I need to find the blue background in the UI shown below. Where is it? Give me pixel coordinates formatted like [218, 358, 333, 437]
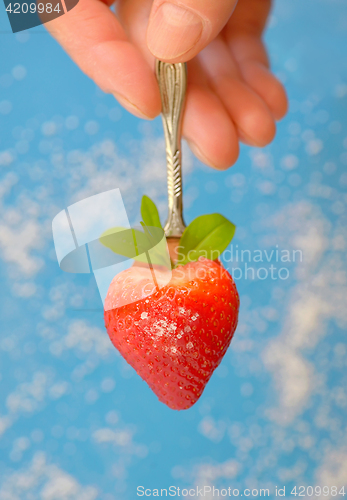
[0, 1, 346, 498]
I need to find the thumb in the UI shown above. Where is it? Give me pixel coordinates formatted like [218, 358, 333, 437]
[146, 0, 237, 62]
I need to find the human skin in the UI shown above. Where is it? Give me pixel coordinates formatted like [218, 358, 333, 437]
[45, 0, 288, 170]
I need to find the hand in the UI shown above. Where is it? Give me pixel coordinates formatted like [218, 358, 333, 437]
[46, 0, 288, 169]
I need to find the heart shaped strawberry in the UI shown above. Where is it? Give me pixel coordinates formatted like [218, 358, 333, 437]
[101, 196, 239, 410]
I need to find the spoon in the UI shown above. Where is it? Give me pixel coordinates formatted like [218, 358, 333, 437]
[155, 60, 187, 247]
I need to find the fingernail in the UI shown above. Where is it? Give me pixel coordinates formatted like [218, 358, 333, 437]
[187, 140, 217, 169]
[147, 2, 203, 60]
[113, 93, 153, 120]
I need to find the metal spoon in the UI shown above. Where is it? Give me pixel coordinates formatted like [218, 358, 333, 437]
[155, 60, 187, 239]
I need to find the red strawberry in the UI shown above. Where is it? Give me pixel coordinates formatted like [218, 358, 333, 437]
[104, 258, 239, 410]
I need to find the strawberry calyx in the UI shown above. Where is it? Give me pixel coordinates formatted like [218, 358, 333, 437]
[141, 195, 236, 268]
[99, 195, 236, 269]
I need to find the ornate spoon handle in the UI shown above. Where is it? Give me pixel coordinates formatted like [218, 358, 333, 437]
[156, 60, 187, 238]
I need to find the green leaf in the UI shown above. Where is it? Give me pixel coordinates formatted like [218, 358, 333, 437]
[178, 213, 236, 265]
[99, 225, 170, 269]
[141, 195, 162, 229]
[99, 227, 151, 259]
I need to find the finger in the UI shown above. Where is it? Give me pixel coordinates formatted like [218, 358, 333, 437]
[217, 77, 276, 146]
[225, 0, 272, 39]
[225, 0, 288, 120]
[199, 38, 276, 147]
[45, 0, 161, 119]
[117, 0, 155, 66]
[146, 0, 238, 62]
[240, 61, 288, 120]
[183, 59, 239, 169]
[228, 35, 288, 121]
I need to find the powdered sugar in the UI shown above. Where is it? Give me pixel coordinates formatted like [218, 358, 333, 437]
[144, 319, 178, 339]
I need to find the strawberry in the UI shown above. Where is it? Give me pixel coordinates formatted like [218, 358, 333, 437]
[104, 258, 239, 410]
[101, 196, 239, 410]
